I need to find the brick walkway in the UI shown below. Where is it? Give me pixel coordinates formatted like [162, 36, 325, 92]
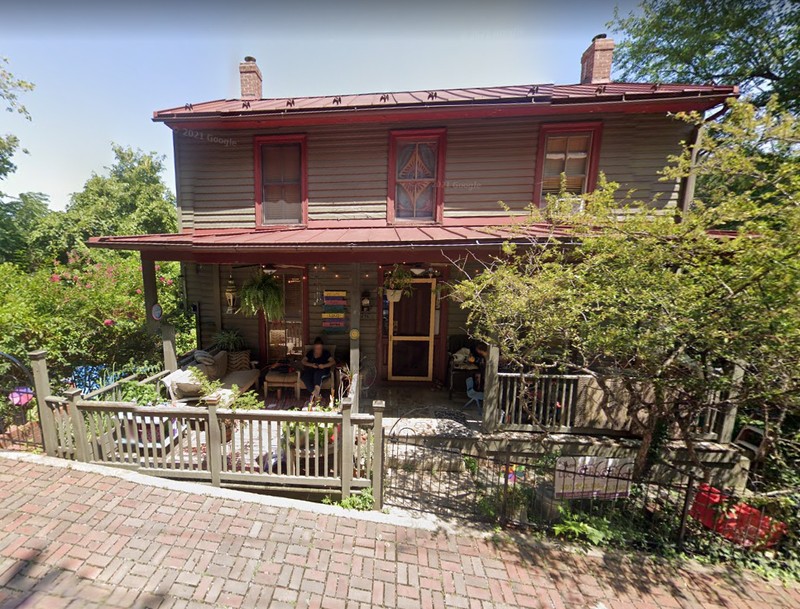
[0, 454, 798, 609]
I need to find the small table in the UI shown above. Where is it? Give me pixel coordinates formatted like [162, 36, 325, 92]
[448, 361, 479, 399]
[263, 368, 302, 399]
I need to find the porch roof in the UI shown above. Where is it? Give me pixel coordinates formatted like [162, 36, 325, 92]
[87, 218, 571, 260]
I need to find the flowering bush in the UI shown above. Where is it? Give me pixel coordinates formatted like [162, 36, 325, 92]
[0, 251, 195, 384]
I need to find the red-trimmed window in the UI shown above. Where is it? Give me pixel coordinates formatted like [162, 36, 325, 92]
[254, 135, 307, 226]
[388, 129, 445, 223]
[534, 122, 602, 206]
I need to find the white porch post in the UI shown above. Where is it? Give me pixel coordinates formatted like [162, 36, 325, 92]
[162, 325, 179, 372]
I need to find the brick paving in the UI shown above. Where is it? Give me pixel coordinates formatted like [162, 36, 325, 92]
[0, 454, 798, 609]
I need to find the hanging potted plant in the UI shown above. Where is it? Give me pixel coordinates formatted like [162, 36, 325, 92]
[381, 264, 414, 303]
[238, 272, 284, 320]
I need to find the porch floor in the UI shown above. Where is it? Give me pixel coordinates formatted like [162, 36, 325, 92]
[261, 380, 482, 438]
[365, 382, 482, 436]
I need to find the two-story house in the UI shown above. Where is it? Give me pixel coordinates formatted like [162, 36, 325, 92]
[90, 36, 737, 388]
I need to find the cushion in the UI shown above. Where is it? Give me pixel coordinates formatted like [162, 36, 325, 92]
[174, 381, 203, 399]
[167, 369, 203, 399]
[194, 352, 215, 366]
[221, 368, 260, 392]
[213, 351, 229, 376]
[196, 362, 219, 381]
[227, 350, 251, 372]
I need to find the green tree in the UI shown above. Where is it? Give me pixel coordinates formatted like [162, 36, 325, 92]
[0, 192, 49, 265]
[0, 143, 193, 381]
[452, 100, 800, 479]
[610, 0, 800, 110]
[0, 56, 34, 182]
[29, 145, 177, 265]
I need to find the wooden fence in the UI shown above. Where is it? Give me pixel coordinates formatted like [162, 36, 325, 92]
[494, 372, 587, 431]
[29, 351, 384, 507]
[482, 347, 734, 442]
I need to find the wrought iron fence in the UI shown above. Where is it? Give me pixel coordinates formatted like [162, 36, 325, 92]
[0, 352, 42, 450]
[383, 432, 798, 565]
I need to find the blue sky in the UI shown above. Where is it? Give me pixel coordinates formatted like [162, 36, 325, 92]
[2, 0, 638, 210]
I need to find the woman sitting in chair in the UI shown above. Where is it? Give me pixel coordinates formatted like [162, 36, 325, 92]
[301, 337, 335, 407]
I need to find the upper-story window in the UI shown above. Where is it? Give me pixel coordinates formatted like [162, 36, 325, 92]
[255, 135, 307, 226]
[388, 129, 445, 223]
[535, 122, 602, 206]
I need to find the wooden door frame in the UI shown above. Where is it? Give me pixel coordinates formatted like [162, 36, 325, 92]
[387, 278, 437, 381]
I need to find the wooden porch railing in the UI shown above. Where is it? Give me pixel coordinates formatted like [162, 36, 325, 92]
[480, 346, 736, 442]
[494, 372, 587, 432]
[29, 351, 385, 508]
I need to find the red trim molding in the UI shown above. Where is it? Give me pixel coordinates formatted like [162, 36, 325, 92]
[387, 128, 446, 224]
[253, 134, 309, 227]
[533, 121, 603, 207]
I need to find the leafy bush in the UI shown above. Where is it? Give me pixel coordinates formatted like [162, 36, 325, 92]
[323, 487, 374, 511]
[553, 512, 612, 546]
[119, 380, 162, 405]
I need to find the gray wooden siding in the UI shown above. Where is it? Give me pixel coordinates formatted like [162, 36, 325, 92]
[443, 121, 537, 217]
[184, 263, 218, 349]
[446, 262, 478, 338]
[174, 114, 690, 231]
[600, 115, 692, 209]
[307, 130, 388, 220]
[308, 263, 379, 367]
[176, 131, 255, 230]
[185, 263, 260, 356]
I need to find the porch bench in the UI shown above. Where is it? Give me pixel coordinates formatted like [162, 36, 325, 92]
[162, 350, 259, 403]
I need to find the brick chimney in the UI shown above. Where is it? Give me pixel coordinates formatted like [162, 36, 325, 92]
[239, 56, 262, 99]
[580, 34, 615, 84]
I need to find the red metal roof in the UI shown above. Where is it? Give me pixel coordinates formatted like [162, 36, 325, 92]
[153, 82, 737, 122]
[88, 220, 569, 255]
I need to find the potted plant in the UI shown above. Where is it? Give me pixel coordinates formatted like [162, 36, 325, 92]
[212, 328, 247, 352]
[382, 264, 415, 302]
[238, 273, 284, 320]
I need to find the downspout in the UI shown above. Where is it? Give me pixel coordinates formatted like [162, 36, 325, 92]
[676, 104, 731, 221]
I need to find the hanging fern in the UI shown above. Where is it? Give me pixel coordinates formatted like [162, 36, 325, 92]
[238, 273, 284, 321]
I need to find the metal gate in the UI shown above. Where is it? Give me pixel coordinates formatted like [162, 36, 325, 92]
[381, 412, 559, 525]
[0, 352, 43, 451]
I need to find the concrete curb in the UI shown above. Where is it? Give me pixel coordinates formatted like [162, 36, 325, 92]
[0, 451, 447, 532]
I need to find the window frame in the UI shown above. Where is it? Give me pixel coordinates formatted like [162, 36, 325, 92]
[387, 128, 446, 224]
[254, 134, 308, 227]
[533, 121, 603, 207]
